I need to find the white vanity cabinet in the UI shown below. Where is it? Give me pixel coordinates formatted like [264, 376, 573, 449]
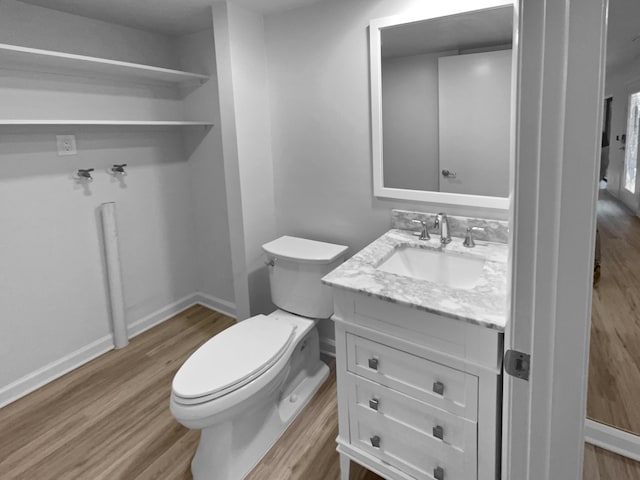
[332, 289, 503, 480]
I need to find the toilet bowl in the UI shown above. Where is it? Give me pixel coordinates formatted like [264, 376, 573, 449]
[170, 236, 348, 480]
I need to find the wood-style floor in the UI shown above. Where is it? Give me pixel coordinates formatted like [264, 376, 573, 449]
[584, 444, 640, 480]
[588, 191, 640, 435]
[0, 304, 638, 479]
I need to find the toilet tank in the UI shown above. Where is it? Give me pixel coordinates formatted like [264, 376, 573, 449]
[262, 236, 348, 319]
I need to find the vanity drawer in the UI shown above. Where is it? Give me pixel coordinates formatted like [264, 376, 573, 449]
[346, 334, 478, 420]
[346, 372, 477, 455]
[349, 404, 476, 480]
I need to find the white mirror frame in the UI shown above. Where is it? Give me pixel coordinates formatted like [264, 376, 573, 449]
[370, 1, 516, 211]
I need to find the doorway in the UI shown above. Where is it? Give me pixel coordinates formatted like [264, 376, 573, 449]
[585, 0, 640, 465]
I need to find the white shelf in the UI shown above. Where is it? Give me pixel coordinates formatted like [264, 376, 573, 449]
[0, 120, 213, 126]
[0, 43, 210, 85]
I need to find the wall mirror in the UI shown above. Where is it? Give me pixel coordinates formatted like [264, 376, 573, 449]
[370, 2, 516, 210]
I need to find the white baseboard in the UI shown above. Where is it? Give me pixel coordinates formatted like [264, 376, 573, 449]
[127, 293, 200, 339]
[585, 419, 640, 462]
[193, 292, 237, 319]
[320, 337, 336, 358]
[1, 292, 236, 409]
[0, 335, 114, 409]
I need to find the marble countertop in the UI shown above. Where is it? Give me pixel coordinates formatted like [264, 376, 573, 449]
[322, 229, 509, 331]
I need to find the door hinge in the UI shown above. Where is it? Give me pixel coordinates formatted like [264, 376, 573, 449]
[504, 350, 531, 381]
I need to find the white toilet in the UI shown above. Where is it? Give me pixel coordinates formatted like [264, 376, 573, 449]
[170, 235, 348, 480]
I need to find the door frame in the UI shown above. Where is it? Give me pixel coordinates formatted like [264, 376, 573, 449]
[504, 0, 608, 478]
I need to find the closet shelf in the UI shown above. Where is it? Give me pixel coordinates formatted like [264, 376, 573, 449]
[0, 43, 210, 85]
[0, 120, 214, 126]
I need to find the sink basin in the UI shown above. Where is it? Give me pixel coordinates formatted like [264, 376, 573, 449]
[376, 246, 485, 290]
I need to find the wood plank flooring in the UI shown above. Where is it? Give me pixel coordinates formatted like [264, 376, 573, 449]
[0, 303, 638, 479]
[588, 191, 640, 435]
[584, 444, 640, 480]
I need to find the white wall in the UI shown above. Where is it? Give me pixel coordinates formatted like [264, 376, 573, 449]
[264, 0, 511, 346]
[265, 0, 510, 262]
[381, 52, 442, 192]
[0, 129, 197, 391]
[213, 2, 277, 319]
[0, 2, 234, 404]
[179, 28, 236, 307]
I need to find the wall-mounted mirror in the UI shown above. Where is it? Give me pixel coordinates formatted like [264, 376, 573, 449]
[370, 2, 516, 210]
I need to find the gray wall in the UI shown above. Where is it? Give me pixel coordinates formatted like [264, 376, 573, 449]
[213, 2, 277, 319]
[0, 1, 234, 401]
[265, 0, 508, 258]
[180, 29, 236, 306]
[382, 52, 442, 192]
[264, 0, 509, 346]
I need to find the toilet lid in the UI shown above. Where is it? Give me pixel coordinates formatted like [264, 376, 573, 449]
[172, 315, 296, 402]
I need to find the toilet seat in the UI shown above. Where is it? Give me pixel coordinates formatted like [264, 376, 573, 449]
[172, 315, 296, 405]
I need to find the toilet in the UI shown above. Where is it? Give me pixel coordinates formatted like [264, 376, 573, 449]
[170, 235, 348, 480]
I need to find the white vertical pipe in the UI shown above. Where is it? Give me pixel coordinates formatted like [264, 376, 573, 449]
[101, 202, 128, 349]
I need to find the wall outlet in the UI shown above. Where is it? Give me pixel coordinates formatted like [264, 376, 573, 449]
[56, 135, 77, 156]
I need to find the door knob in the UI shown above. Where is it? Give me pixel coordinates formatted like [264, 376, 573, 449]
[370, 435, 381, 448]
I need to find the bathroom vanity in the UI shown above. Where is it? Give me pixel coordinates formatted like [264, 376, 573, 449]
[323, 217, 508, 480]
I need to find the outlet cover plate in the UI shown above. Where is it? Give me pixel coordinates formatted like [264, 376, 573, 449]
[56, 135, 77, 156]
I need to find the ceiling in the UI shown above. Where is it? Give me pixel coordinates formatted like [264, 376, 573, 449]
[606, 0, 640, 74]
[18, 0, 329, 36]
[381, 6, 513, 59]
[16, 0, 640, 74]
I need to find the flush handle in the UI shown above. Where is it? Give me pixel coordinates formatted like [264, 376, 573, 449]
[368, 357, 379, 371]
[434, 466, 445, 480]
[369, 398, 379, 411]
[370, 435, 381, 448]
[433, 425, 444, 440]
[433, 381, 445, 396]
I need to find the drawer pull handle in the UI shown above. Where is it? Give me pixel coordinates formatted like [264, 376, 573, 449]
[434, 466, 445, 480]
[433, 381, 445, 395]
[369, 398, 379, 411]
[433, 425, 444, 440]
[368, 357, 379, 370]
[370, 435, 381, 448]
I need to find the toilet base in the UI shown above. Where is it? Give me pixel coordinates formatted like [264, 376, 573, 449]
[191, 359, 329, 480]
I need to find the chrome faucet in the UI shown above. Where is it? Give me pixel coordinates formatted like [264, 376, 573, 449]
[434, 213, 451, 244]
[411, 219, 430, 240]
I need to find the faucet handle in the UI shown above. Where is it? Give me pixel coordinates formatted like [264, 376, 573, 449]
[77, 168, 94, 181]
[110, 164, 128, 175]
[463, 226, 486, 248]
[411, 219, 430, 240]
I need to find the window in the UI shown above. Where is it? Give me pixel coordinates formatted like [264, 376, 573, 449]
[623, 92, 640, 193]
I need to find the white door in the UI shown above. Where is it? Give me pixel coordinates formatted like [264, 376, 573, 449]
[438, 50, 512, 197]
[504, 0, 607, 479]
